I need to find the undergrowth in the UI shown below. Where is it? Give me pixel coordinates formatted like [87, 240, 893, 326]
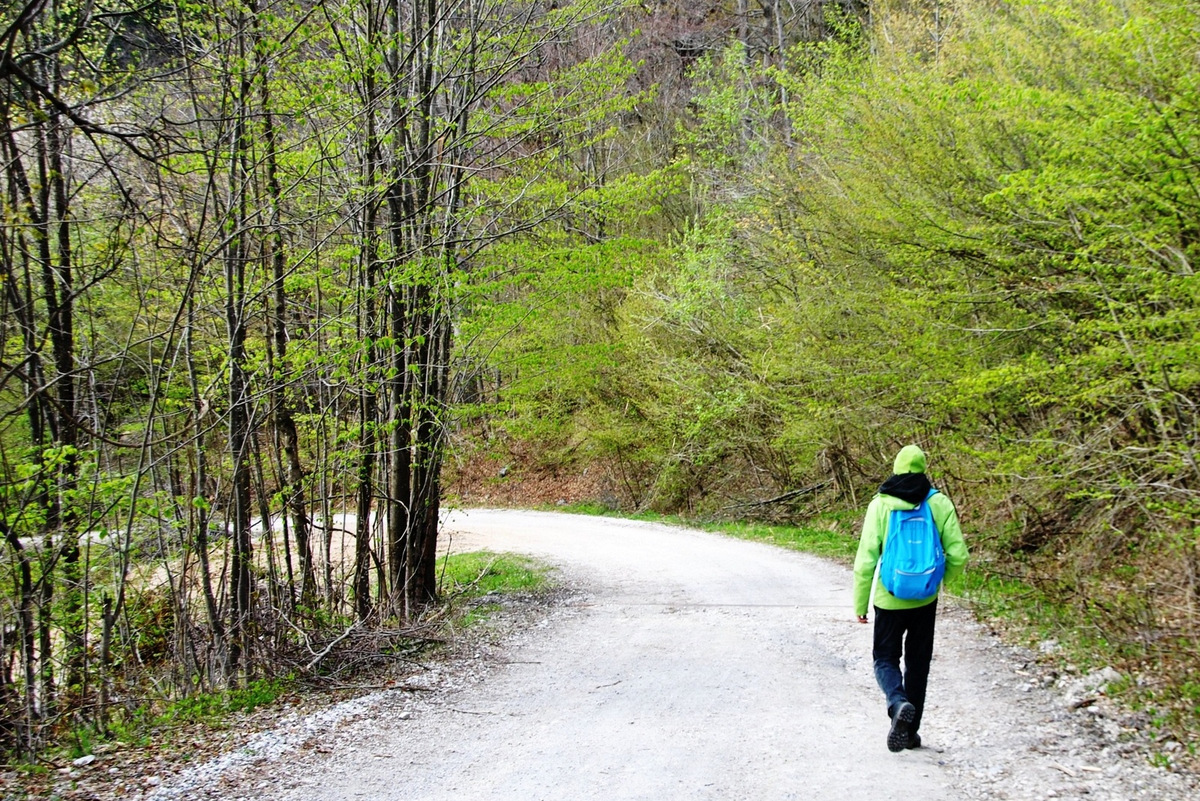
[5, 551, 550, 786]
[155, 677, 294, 725]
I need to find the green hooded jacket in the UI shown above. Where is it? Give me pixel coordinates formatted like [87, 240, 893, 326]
[853, 445, 968, 616]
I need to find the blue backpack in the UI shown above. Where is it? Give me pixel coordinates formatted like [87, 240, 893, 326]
[880, 489, 945, 600]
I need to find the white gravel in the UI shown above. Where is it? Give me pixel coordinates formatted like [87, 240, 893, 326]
[139, 510, 1196, 801]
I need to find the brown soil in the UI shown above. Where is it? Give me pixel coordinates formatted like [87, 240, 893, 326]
[442, 439, 619, 510]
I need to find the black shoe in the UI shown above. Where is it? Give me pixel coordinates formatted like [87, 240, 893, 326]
[905, 732, 922, 750]
[887, 702, 916, 752]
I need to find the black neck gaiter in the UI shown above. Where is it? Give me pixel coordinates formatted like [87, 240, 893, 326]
[878, 472, 932, 505]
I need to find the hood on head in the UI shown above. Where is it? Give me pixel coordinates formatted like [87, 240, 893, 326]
[893, 444, 927, 475]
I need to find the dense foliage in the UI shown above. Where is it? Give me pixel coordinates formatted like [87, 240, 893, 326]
[465, 0, 1200, 734]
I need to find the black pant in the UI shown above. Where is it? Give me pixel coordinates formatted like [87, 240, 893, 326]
[872, 600, 938, 733]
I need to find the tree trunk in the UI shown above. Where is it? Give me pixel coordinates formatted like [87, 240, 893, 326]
[257, 11, 315, 607]
[225, 6, 255, 679]
[354, 1, 385, 622]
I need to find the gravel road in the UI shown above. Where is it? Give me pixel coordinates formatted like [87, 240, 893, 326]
[145, 510, 1195, 801]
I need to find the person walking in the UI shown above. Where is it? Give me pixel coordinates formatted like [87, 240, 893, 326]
[853, 444, 968, 752]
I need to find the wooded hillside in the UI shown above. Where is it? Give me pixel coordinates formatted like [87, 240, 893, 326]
[2, 0, 1197, 759]
[457, 0, 1200, 742]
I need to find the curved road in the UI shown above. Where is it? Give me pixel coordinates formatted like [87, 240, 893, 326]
[435, 509, 929, 800]
[157, 510, 1192, 801]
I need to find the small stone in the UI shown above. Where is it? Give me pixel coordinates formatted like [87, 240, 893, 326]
[72, 754, 96, 767]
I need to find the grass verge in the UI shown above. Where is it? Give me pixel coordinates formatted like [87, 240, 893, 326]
[548, 501, 861, 561]
[436, 550, 553, 630]
[951, 563, 1200, 766]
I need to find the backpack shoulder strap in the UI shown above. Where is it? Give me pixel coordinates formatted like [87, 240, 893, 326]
[923, 488, 942, 538]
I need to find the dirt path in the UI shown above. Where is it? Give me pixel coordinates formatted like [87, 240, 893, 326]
[145, 510, 1193, 801]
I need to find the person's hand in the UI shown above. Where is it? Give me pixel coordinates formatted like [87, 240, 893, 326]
[856, 614, 869, 624]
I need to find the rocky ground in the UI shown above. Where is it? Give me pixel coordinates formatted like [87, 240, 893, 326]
[913, 606, 1193, 801]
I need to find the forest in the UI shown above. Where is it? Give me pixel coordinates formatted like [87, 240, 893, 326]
[1, 0, 1197, 761]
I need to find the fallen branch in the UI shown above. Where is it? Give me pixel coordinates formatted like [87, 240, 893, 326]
[726, 481, 832, 510]
[305, 622, 360, 672]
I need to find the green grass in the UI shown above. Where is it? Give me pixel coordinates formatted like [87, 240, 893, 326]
[693, 517, 860, 561]
[436, 551, 552, 630]
[548, 501, 668, 523]
[35, 675, 295, 774]
[437, 551, 550, 597]
[910, 557, 1200, 760]
[156, 676, 294, 725]
[551, 501, 861, 562]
